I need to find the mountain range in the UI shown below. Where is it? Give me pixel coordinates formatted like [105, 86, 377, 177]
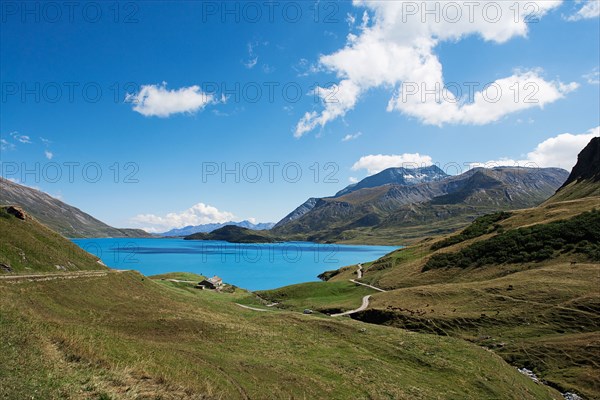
[272, 165, 569, 244]
[160, 221, 275, 237]
[334, 165, 449, 197]
[0, 177, 151, 238]
[306, 137, 600, 398]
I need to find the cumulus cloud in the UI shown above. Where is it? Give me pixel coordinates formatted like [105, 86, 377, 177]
[348, 176, 359, 183]
[352, 153, 433, 175]
[388, 70, 578, 125]
[125, 82, 217, 117]
[566, 0, 600, 21]
[295, 80, 361, 137]
[342, 132, 363, 141]
[295, 1, 574, 136]
[471, 126, 599, 170]
[44, 150, 54, 160]
[131, 202, 235, 233]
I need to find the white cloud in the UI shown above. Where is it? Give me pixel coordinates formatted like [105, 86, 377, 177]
[349, 176, 359, 183]
[471, 126, 599, 170]
[262, 64, 275, 74]
[10, 132, 32, 143]
[130, 202, 235, 233]
[244, 42, 259, 69]
[44, 150, 54, 160]
[352, 153, 433, 175]
[244, 57, 258, 69]
[583, 67, 600, 85]
[0, 139, 15, 151]
[388, 70, 578, 126]
[294, 58, 321, 77]
[346, 13, 356, 26]
[566, 0, 600, 21]
[296, 1, 573, 136]
[125, 82, 217, 117]
[342, 132, 363, 141]
[295, 80, 362, 137]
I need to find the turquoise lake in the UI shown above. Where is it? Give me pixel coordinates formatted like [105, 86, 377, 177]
[72, 238, 398, 291]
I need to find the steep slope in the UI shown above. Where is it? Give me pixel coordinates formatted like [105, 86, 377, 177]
[550, 136, 600, 202]
[0, 177, 150, 238]
[273, 167, 568, 244]
[273, 197, 319, 229]
[0, 206, 106, 273]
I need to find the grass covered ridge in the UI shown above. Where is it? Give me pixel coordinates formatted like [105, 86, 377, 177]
[313, 197, 600, 398]
[0, 206, 105, 274]
[0, 271, 559, 399]
[255, 280, 376, 314]
[424, 209, 600, 271]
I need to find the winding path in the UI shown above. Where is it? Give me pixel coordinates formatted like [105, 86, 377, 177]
[350, 279, 386, 292]
[0, 270, 118, 282]
[330, 295, 372, 317]
[351, 263, 386, 292]
[330, 263, 387, 317]
[235, 303, 272, 312]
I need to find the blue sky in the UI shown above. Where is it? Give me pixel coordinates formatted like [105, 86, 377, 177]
[1, 1, 599, 232]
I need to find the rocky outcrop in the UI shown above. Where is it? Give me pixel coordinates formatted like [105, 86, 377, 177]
[5, 205, 27, 220]
[560, 136, 600, 188]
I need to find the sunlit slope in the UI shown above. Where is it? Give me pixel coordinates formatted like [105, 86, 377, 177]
[0, 271, 559, 399]
[0, 206, 106, 273]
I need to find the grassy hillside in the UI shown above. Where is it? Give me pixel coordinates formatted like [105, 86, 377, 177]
[0, 271, 559, 399]
[0, 177, 151, 238]
[0, 206, 106, 274]
[149, 272, 206, 281]
[255, 280, 376, 314]
[423, 209, 599, 271]
[548, 179, 600, 203]
[359, 262, 600, 398]
[314, 196, 600, 398]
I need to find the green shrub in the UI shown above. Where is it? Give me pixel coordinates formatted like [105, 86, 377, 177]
[431, 211, 512, 250]
[424, 210, 600, 271]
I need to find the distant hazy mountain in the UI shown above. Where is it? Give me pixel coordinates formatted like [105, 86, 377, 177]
[0, 177, 151, 238]
[160, 220, 275, 237]
[273, 166, 569, 244]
